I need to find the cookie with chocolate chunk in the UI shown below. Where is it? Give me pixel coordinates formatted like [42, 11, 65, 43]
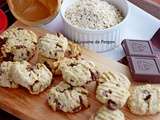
[37, 33, 68, 61]
[128, 84, 160, 115]
[0, 27, 37, 61]
[10, 61, 52, 94]
[90, 106, 125, 120]
[65, 41, 82, 58]
[37, 33, 68, 74]
[60, 58, 99, 87]
[96, 71, 130, 110]
[48, 81, 89, 113]
[0, 61, 18, 88]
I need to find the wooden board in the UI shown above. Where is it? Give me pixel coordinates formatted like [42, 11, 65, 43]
[0, 21, 160, 120]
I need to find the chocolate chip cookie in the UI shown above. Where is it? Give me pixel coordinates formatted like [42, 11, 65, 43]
[90, 106, 125, 120]
[10, 61, 52, 94]
[65, 41, 82, 58]
[48, 81, 89, 113]
[60, 58, 99, 87]
[37, 33, 68, 61]
[96, 71, 130, 110]
[0, 61, 18, 88]
[0, 27, 37, 61]
[128, 84, 160, 115]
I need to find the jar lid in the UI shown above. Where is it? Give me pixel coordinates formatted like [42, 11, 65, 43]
[0, 9, 8, 33]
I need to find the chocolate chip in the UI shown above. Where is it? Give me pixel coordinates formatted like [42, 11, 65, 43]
[44, 61, 52, 72]
[107, 99, 118, 110]
[89, 69, 99, 81]
[69, 63, 78, 67]
[30, 80, 39, 92]
[55, 52, 57, 57]
[56, 43, 62, 48]
[143, 90, 151, 101]
[70, 79, 74, 82]
[3, 53, 14, 61]
[56, 33, 61, 37]
[15, 45, 26, 49]
[49, 51, 52, 55]
[17, 28, 24, 30]
[116, 84, 120, 87]
[108, 90, 112, 94]
[144, 94, 151, 101]
[48, 96, 51, 100]
[27, 51, 30, 56]
[67, 86, 73, 91]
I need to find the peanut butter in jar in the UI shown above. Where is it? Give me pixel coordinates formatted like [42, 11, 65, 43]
[7, 0, 62, 26]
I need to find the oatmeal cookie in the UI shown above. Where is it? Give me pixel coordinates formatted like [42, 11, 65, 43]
[0, 61, 18, 88]
[128, 84, 160, 115]
[37, 33, 68, 60]
[0, 27, 37, 61]
[96, 71, 130, 110]
[48, 81, 89, 113]
[65, 41, 81, 58]
[90, 106, 125, 120]
[60, 58, 99, 86]
[10, 61, 52, 94]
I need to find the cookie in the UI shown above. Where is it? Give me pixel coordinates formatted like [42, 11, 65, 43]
[48, 81, 89, 113]
[37, 33, 68, 61]
[98, 71, 131, 90]
[37, 54, 66, 76]
[10, 61, 52, 94]
[96, 71, 130, 110]
[90, 106, 125, 120]
[60, 58, 99, 87]
[0, 61, 18, 88]
[128, 84, 160, 115]
[0, 27, 37, 61]
[65, 41, 81, 58]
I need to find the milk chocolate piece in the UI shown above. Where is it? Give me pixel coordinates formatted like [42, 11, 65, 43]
[122, 39, 156, 57]
[127, 56, 160, 83]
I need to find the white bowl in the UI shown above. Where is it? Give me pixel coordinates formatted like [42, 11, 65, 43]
[61, 0, 129, 52]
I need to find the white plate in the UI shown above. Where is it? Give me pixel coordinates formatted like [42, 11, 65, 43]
[42, 1, 160, 61]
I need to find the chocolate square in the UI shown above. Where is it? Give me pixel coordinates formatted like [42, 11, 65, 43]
[127, 56, 160, 83]
[122, 39, 155, 57]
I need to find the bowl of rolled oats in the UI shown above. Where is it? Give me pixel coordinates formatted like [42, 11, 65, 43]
[61, 0, 129, 52]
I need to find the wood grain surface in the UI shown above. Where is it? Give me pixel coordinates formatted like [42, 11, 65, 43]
[0, 22, 160, 120]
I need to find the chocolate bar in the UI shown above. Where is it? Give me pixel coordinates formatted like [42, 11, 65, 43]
[122, 39, 156, 57]
[121, 39, 160, 83]
[127, 56, 160, 83]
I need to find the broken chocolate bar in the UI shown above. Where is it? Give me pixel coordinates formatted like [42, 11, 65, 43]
[122, 39, 156, 57]
[127, 56, 160, 83]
